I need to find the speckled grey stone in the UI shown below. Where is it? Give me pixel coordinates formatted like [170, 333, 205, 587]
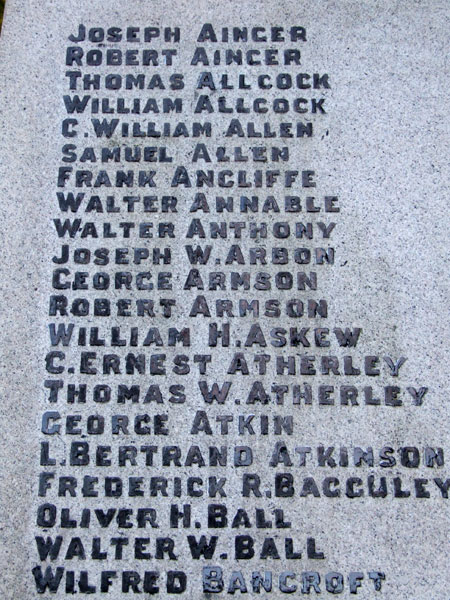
[0, 1, 448, 598]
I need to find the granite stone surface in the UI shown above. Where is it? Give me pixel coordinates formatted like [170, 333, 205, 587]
[0, 0, 448, 598]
